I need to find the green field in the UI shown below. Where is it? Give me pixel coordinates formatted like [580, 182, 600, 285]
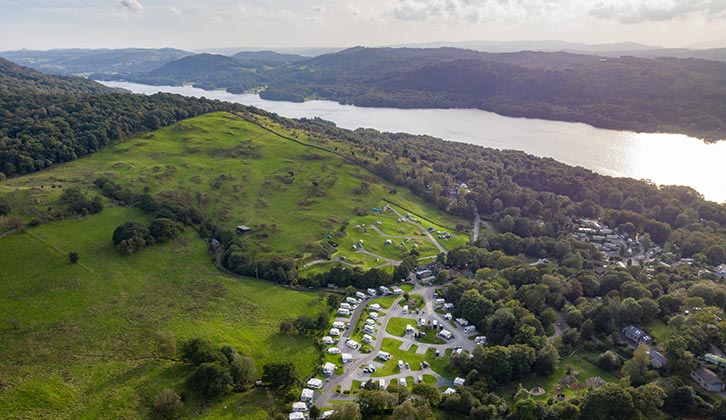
[1, 112, 467, 272]
[0, 207, 327, 419]
[373, 338, 456, 379]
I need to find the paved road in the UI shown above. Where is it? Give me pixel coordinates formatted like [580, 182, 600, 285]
[315, 282, 478, 408]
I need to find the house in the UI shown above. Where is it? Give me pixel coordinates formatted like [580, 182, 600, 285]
[439, 329, 453, 340]
[236, 225, 252, 235]
[370, 303, 381, 312]
[356, 291, 368, 300]
[322, 336, 334, 345]
[455, 318, 469, 327]
[307, 378, 323, 389]
[329, 328, 340, 336]
[378, 351, 392, 361]
[392, 286, 403, 295]
[322, 362, 336, 376]
[622, 325, 653, 345]
[453, 377, 466, 387]
[648, 350, 668, 368]
[300, 388, 314, 402]
[691, 367, 725, 392]
[341, 353, 353, 363]
[362, 334, 374, 344]
[443, 388, 456, 395]
[332, 321, 345, 329]
[337, 308, 350, 316]
[717, 264, 726, 279]
[288, 412, 305, 420]
[327, 347, 340, 355]
[292, 401, 308, 412]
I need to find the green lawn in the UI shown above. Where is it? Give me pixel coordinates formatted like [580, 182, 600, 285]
[386, 317, 418, 337]
[497, 353, 618, 403]
[373, 338, 456, 380]
[0, 207, 327, 420]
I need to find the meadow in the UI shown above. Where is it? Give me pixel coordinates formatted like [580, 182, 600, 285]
[0, 207, 327, 419]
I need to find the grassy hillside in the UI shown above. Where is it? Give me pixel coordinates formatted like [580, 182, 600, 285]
[1, 112, 466, 267]
[0, 206, 326, 419]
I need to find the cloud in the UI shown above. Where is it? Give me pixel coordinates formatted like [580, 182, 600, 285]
[390, 0, 570, 24]
[589, 0, 726, 24]
[118, 0, 143, 13]
[169, 6, 181, 16]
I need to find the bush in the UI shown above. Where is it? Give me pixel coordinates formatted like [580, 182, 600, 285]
[112, 221, 154, 254]
[68, 251, 79, 264]
[153, 388, 182, 419]
[188, 362, 233, 398]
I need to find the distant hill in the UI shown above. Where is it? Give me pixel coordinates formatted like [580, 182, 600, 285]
[232, 50, 306, 63]
[390, 40, 663, 53]
[0, 47, 191, 76]
[0, 58, 244, 176]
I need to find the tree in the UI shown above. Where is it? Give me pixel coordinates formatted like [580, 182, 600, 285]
[221, 346, 257, 390]
[534, 345, 559, 375]
[180, 338, 226, 366]
[358, 390, 398, 417]
[149, 217, 183, 242]
[412, 382, 442, 407]
[188, 362, 233, 397]
[155, 331, 177, 358]
[112, 221, 153, 254]
[0, 197, 10, 216]
[261, 362, 297, 388]
[621, 344, 651, 387]
[153, 388, 183, 419]
[329, 402, 362, 420]
[390, 399, 433, 420]
[633, 383, 666, 419]
[68, 251, 79, 264]
[581, 383, 637, 420]
[596, 350, 622, 372]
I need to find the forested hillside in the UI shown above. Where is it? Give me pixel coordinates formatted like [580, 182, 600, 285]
[0, 58, 246, 176]
[99, 46, 726, 140]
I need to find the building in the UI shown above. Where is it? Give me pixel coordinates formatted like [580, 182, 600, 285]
[691, 367, 725, 392]
[236, 225, 252, 235]
[648, 350, 668, 368]
[453, 377, 466, 387]
[300, 388, 314, 402]
[622, 325, 653, 345]
[307, 378, 323, 389]
[322, 362, 336, 376]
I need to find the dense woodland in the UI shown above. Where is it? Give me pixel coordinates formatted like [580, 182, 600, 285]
[92, 47, 726, 140]
[0, 58, 248, 176]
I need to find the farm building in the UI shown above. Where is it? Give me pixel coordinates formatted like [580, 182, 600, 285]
[453, 377, 466, 387]
[236, 225, 252, 235]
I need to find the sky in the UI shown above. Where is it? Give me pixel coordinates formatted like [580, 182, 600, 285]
[1, 0, 725, 51]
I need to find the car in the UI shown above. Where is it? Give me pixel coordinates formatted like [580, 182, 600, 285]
[363, 367, 372, 374]
[421, 361, 430, 369]
[398, 360, 404, 369]
[405, 362, 410, 369]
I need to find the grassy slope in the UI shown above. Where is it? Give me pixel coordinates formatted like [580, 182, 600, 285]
[0, 207, 326, 419]
[1, 112, 467, 268]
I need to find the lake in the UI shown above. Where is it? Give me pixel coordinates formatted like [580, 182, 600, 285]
[102, 81, 726, 203]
